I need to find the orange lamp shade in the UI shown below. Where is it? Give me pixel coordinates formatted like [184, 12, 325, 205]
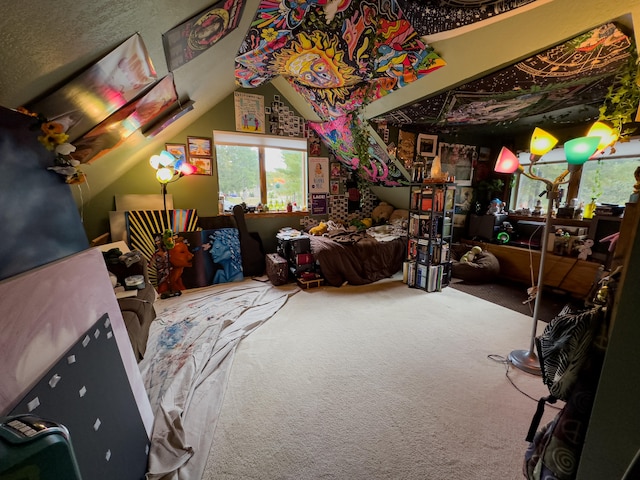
[494, 146, 520, 173]
[587, 121, 618, 153]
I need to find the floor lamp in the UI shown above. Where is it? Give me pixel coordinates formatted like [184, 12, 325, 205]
[494, 123, 617, 375]
[149, 150, 197, 298]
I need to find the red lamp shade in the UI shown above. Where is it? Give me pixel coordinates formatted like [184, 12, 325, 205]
[494, 147, 520, 173]
[179, 162, 198, 176]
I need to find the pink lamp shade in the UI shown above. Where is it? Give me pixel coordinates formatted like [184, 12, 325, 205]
[494, 146, 521, 173]
[564, 136, 601, 165]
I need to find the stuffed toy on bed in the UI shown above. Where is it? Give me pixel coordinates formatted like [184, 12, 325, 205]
[309, 221, 328, 235]
[371, 202, 395, 224]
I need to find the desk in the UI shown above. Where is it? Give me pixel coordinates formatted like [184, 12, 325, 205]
[464, 240, 602, 298]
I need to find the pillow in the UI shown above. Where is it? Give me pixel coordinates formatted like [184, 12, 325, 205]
[451, 250, 500, 283]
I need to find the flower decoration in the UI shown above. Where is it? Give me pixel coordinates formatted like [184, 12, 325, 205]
[17, 107, 86, 184]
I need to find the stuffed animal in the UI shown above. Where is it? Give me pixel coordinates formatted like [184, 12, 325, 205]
[309, 221, 328, 236]
[578, 238, 594, 260]
[460, 246, 483, 263]
[371, 202, 395, 224]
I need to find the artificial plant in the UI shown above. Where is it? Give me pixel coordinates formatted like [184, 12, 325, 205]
[598, 43, 640, 143]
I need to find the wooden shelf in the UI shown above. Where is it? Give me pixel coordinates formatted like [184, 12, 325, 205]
[463, 240, 602, 298]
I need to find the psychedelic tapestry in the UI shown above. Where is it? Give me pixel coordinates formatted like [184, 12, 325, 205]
[309, 112, 408, 186]
[374, 23, 632, 130]
[235, 0, 445, 122]
[163, 0, 247, 71]
[397, 0, 537, 37]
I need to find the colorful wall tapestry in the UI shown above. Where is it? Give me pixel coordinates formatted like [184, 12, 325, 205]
[309, 112, 408, 186]
[397, 0, 536, 36]
[375, 23, 632, 129]
[163, 0, 246, 71]
[26, 34, 156, 143]
[235, 0, 445, 122]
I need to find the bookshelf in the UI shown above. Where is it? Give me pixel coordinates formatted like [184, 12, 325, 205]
[406, 182, 455, 291]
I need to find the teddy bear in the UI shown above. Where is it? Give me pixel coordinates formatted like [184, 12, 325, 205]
[371, 202, 395, 224]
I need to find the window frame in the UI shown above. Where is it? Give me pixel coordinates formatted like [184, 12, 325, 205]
[213, 130, 309, 210]
[510, 137, 640, 210]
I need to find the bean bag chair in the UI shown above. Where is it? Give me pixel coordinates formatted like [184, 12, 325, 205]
[451, 249, 500, 283]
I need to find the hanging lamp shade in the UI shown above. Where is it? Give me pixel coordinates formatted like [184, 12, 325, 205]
[494, 146, 521, 173]
[587, 121, 618, 152]
[530, 127, 558, 157]
[564, 136, 601, 165]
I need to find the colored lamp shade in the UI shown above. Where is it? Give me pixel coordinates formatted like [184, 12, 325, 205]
[564, 136, 601, 165]
[587, 121, 618, 153]
[529, 127, 558, 157]
[179, 162, 198, 176]
[494, 146, 521, 173]
[156, 167, 174, 183]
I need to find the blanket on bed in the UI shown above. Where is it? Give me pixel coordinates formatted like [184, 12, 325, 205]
[310, 234, 405, 287]
[139, 280, 298, 480]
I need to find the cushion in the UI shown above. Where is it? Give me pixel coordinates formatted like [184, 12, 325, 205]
[451, 250, 500, 283]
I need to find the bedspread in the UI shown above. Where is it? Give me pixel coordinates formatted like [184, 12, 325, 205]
[310, 233, 406, 287]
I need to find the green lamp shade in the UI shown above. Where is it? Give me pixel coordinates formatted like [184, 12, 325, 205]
[494, 146, 520, 173]
[564, 136, 601, 164]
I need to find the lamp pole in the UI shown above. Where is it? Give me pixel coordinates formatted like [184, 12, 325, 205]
[508, 183, 558, 375]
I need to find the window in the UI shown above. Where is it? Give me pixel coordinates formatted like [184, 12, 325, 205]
[511, 138, 640, 211]
[213, 131, 308, 212]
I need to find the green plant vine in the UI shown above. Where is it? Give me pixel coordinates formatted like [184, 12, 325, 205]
[598, 42, 640, 142]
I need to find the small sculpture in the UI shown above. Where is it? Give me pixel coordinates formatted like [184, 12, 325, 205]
[487, 198, 505, 215]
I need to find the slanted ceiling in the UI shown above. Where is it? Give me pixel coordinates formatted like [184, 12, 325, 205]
[0, 0, 639, 198]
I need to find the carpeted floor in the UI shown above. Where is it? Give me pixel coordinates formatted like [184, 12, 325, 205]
[203, 278, 558, 480]
[449, 278, 577, 323]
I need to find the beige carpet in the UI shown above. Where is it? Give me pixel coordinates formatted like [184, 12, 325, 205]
[202, 276, 558, 480]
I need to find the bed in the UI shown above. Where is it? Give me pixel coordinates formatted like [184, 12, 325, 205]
[309, 225, 406, 287]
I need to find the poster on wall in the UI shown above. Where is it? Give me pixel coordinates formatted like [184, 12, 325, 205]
[311, 193, 328, 215]
[26, 34, 156, 143]
[70, 74, 178, 164]
[162, 0, 246, 71]
[234, 91, 265, 133]
[309, 156, 329, 193]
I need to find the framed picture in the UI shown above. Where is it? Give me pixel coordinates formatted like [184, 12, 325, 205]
[189, 156, 212, 176]
[187, 136, 212, 157]
[234, 91, 265, 133]
[330, 179, 341, 195]
[417, 133, 438, 157]
[165, 143, 187, 163]
[309, 157, 329, 193]
[438, 143, 476, 186]
[330, 162, 341, 178]
[162, 0, 246, 71]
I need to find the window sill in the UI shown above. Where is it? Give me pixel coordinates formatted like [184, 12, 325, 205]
[223, 211, 315, 219]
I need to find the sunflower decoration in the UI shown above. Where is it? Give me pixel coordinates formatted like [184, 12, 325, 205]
[17, 107, 86, 184]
